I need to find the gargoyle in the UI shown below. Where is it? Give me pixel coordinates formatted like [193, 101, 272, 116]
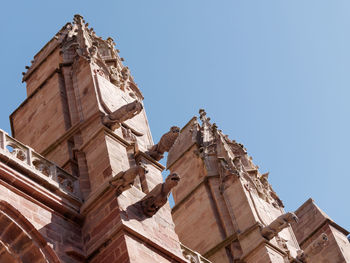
[296, 233, 328, 262]
[261, 212, 299, 240]
[109, 164, 148, 195]
[147, 126, 180, 161]
[102, 100, 143, 130]
[140, 173, 180, 217]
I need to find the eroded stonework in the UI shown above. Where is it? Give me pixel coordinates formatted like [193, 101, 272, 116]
[167, 109, 350, 263]
[0, 15, 348, 263]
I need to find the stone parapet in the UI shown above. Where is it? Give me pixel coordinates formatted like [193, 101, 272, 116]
[0, 129, 81, 202]
[181, 243, 212, 263]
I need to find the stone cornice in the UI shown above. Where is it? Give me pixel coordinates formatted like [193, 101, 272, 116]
[240, 239, 287, 261]
[0, 163, 83, 224]
[22, 38, 61, 82]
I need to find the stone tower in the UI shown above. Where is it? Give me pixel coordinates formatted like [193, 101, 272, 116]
[6, 15, 185, 263]
[167, 110, 302, 263]
[1, 14, 349, 263]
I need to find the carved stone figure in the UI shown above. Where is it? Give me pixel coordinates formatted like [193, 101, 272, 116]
[140, 173, 180, 217]
[296, 233, 328, 262]
[232, 156, 244, 177]
[261, 212, 299, 240]
[147, 126, 180, 161]
[106, 37, 116, 49]
[109, 65, 121, 86]
[120, 66, 130, 90]
[102, 100, 143, 130]
[109, 164, 148, 195]
[88, 44, 98, 62]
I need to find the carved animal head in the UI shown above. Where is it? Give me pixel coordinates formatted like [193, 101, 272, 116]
[129, 100, 143, 112]
[286, 212, 299, 224]
[121, 66, 130, 79]
[165, 173, 180, 188]
[320, 233, 328, 242]
[170, 126, 180, 134]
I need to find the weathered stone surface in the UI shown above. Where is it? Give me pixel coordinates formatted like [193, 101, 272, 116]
[109, 163, 148, 195]
[261, 212, 299, 240]
[147, 126, 180, 161]
[140, 173, 180, 217]
[169, 110, 349, 263]
[1, 14, 349, 263]
[4, 14, 187, 263]
[292, 199, 350, 263]
[102, 100, 143, 130]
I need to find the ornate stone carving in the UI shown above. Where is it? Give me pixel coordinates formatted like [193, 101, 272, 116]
[10, 147, 26, 161]
[261, 212, 299, 240]
[102, 100, 143, 130]
[32, 158, 50, 176]
[140, 173, 180, 217]
[57, 173, 74, 193]
[147, 126, 180, 161]
[180, 243, 212, 263]
[296, 233, 328, 262]
[218, 157, 242, 193]
[110, 164, 148, 195]
[109, 65, 121, 86]
[88, 44, 99, 62]
[6, 142, 27, 161]
[120, 66, 131, 91]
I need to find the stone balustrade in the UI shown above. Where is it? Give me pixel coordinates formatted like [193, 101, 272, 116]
[180, 243, 212, 263]
[0, 129, 80, 200]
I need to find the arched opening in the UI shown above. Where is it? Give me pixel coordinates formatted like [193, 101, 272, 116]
[0, 200, 61, 263]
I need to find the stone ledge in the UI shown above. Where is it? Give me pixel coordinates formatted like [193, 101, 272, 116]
[0, 165, 82, 223]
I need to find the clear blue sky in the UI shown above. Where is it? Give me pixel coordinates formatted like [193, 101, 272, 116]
[0, 1, 349, 231]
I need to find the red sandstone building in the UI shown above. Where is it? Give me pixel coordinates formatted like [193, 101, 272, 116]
[0, 15, 349, 263]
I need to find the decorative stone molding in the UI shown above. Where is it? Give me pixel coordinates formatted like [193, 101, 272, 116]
[0, 129, 80, 199]
[180, 243, 212, 263]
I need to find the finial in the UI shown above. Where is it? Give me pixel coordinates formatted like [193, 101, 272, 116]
[199, 109, 206, 121]
[107, 37, 115, 45]
[261, 172, 269, 180]
[199, 108, 213, 126]
[73, 14, 84, 25]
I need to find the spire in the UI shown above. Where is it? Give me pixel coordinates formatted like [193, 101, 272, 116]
[22, 15, 143, 100]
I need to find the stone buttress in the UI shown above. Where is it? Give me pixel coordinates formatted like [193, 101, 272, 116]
[167, 110, 302, 263]
[8, 15, 187, 263]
